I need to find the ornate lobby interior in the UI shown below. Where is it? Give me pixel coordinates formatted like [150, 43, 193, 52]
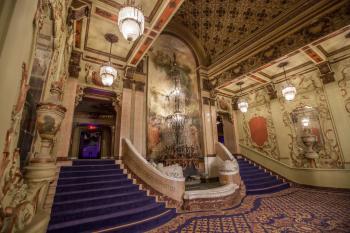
[1, 0, 350, 232]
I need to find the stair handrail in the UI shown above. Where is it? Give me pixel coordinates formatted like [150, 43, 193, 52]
[121, 138, 185, 205]
[215, 141, 235, 161]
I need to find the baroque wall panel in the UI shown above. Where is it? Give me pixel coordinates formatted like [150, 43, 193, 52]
[277, 72, 344, 168]
[240, 89, 280, 160]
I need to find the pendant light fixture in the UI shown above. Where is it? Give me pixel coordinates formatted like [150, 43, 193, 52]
[99, 33, 118, 87]
[279, 62, 297, 101]
[118, 0, 145, 42]
[237, 81, 248, 113]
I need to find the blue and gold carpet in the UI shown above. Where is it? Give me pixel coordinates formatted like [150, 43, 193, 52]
[149, 188, 350, 232]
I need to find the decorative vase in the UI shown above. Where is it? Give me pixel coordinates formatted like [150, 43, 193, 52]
[301, 133, 319, 168]
[35, 102, 66, 162]
[33, 82, 67, 163]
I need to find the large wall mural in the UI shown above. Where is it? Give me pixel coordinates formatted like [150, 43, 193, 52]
[147, 34, 202, 163]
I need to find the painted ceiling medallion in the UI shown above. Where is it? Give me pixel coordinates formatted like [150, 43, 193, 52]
[279, 62, 296, 101]
[237, 81, 248, 113]
[99, 33, 118, 87]
[118, 0, 145, 42]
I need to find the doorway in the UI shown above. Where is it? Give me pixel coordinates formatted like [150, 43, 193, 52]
[69, 96, 116, 159]
[216, 115, 224, 144]
[79, 128, 102, 159]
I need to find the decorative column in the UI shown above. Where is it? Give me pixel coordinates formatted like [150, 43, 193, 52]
[25, 82, 66, 209]
[133, 81, 146, 156]
[112, 94, 121, 159]
[110, 126, 115, 158]
[118, 79, 133, 156]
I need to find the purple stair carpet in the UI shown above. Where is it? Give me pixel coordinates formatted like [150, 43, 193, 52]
[236, 157, 290, 195]
[47, 160, 176, 233]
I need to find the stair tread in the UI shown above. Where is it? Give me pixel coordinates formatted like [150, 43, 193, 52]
[58, 173, 126, 180]
[52, 197, 152, 217]
[57, 179, 130, 188]
[54, 184, 137, 196]
[53, 190, 144, 206]
[60, 168, 121, 174]
[48, 203, 164, 230]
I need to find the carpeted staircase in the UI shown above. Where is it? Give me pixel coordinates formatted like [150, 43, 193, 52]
[236, 157, 290, 195]
[47, 159, 176, 233]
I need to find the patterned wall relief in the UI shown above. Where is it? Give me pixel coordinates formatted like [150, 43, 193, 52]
[241, 89, 280, 160]
[335, 59, 350, 117]
[216, 95, 232, 121]
[147, 34, 202, 161]
[278, 72, 344, 168]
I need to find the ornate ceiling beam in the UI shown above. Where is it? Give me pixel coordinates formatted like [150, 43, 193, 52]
[127, 0, 184, 66]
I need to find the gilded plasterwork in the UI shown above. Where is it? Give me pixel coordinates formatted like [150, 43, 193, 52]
[278, 72, 344, 168]
[241, 89, 280, 160]
[337, 61, 350, 116]
[173, 0, 300, 61]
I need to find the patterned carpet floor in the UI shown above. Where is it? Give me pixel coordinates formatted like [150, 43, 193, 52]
[148, 188, 350, 233]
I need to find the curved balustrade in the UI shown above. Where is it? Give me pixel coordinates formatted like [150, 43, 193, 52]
[215, 141, 235, 161]
[121, 138, 185, 207]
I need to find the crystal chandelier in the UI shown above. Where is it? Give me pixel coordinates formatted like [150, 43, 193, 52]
[118, 0, 144, 42]
[236, 81, 248, 113]
[166, 54, 188, 144]
[279, 62, 296, 101]
[99, 33, 118, 87]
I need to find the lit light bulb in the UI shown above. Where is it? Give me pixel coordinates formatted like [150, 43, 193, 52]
[237, 98, 248, 113]
[118, 6, 144, 42]
[99, 63, 117, 86]
[282, 84, 296, 101]
[301, 117, 310, 127]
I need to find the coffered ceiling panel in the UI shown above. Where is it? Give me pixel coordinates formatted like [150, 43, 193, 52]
[259, 51, 311, 78]
[173, 0, 301, 63]
[222, 76, 257, 94]
[74, 0, 183, 67]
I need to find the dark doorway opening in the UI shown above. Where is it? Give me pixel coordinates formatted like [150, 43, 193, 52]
[216, 115, 224, 144]
[79, 127, 102, 159]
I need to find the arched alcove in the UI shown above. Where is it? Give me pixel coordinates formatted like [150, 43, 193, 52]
[147, 33, 204, 176]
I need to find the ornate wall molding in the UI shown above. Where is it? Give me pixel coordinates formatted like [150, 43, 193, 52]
[279, 73, 344, 168]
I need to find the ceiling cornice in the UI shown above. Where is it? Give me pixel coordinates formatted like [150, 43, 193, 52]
[207, 0, 348, 76]
[209, 0, 350, 88]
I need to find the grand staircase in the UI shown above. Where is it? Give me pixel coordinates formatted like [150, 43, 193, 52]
[236, 157, 290, 195]
[47, 160, 176, 233]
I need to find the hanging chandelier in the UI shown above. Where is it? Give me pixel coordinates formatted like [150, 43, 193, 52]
[118, 0, 144, 42]
[279, 62, 297, 101]
[165, 54, 188, 144]
[99, 33, 118, 87]
[237, 81, 248, 113]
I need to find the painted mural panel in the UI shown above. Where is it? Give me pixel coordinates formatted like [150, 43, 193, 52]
[147, 34, 202, 162]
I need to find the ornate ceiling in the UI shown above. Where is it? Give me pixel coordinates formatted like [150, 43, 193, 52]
[72, 0, 184, 68]
[173, 0, 301, 62]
